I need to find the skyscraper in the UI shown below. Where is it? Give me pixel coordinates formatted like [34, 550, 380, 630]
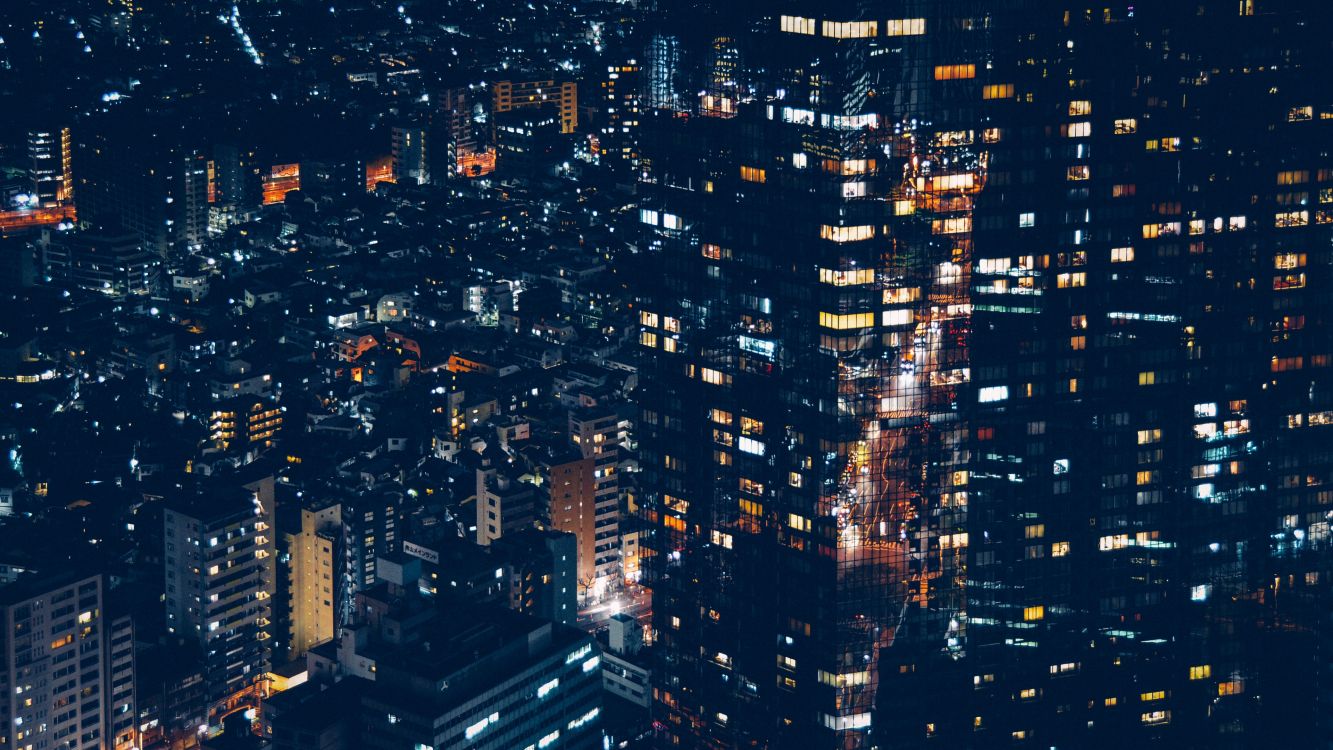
[282, 500, 343, 662]
[635, 1, 1332, 748]
[637, 2, 979, 745]
[878, 4, 1333, 748]
[75, 105, 210, 255]
[164, 475, 276, 724]
[569, 406, 629, 598]
[0, 571, 137, 750]
[27, 127, 72, 207]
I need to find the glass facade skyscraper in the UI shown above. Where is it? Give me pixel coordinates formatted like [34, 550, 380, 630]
[635, 1, 1332, 747]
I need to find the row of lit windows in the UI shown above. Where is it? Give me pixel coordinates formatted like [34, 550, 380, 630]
[778, 16, 925, 37]
[820, 224, 875, 243]
[934, 64, 976, 81]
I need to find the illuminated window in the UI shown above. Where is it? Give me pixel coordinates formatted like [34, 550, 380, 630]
[1113, 118, 1137, 134]
[1272, 356, 1304, 372]
[1065, 122, 1091, 138]
[740, 165, 767, 183]
[779, 15, 817, 34]
[1142, 222, 1181, 238]
[884, 287, 921, 304]
[1218, 681, 1243, 696]
[702, 243, 728, 260]
[1140, 691, 1166, 702]
[885, 18, 926, 36]
[820, 224, 875, 243]
[640, 311, 659, 327]
[1068, 100, 1091, 116]
[1273, 273, 1306, 291]
[934, 64, 976, 80]
[819, 311, 875, 330]
[882, 309, 913, 327]
[787, 513, 811, 532]
[710, 409, 733, 425]
[1051, 541, 1070, 557]
[1189, 665, 1211, 680]
[1067, 165, 1090, 181]
[1275, 210, 1309, 227]
[1023, 606, 1045, 621]
[824, 158, 873, 176]
[1019, 212, 1035, 228]
[822, 20, 877, 38]
[700, 368, 728, 386]
[819, 268, 875, 286]
[1111, 246, 1135, 263]
[1138, 371, 1156, 386]
[983, 84, 1014, 100]
[928, 173, 976, 191]
[932, 217, 971, 234]
[738, 436, 766, 456]
[1099, 534, 1130, 551]
[979, 386, 1009, 403]
[639, 331, 658, 347]
[738, 477, 765, 495]
[1056, 272, 1086, 288]
[1274, 252, 1305, 269]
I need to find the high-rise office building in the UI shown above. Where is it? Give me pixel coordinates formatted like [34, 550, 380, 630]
[494, 107, 564, 178]
[492, 528, 580, 627]
[341, 486, 402, 592]
[207, 396, 284, 462]
[876, 4, 1333, 749]
[282, 501, 343, 662]
[536, 446, 600, 596]
[474, 452, 543, 547]
[390, 123, 431, 186]
[636, 2, 1332, 748]
[27, 127, 72, 206]
[75, 106, 210, 255]
[636, 2, 977, 745]
[569, 407, 628, 598]
[164, 476, 276, 723]
[272, 596, 603, 750]
[39, 230, 161, 297]
[0, 571, 137, 750]
[584, 55, 642, 169]
[493, 78, 579, 135]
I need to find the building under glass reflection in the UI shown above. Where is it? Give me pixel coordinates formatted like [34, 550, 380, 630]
[634, 1, 1333, 747]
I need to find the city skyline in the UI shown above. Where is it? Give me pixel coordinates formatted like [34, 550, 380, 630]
[1, 1, 1331, 749]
